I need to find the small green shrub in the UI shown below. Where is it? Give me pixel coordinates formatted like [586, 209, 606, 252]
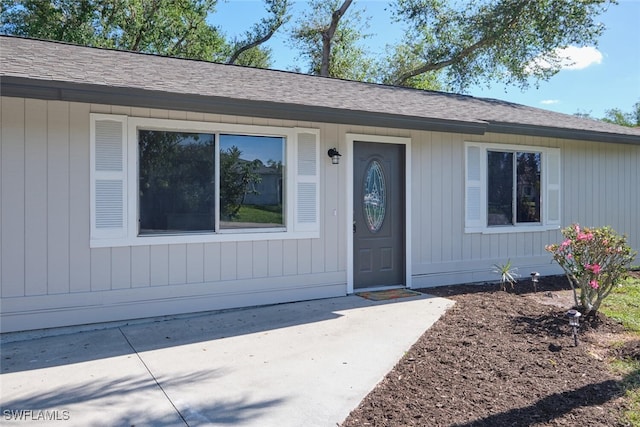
[493, 259, 519, 291]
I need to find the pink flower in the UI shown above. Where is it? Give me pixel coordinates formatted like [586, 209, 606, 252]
[561, 239, 571, 248]
[575, 224, 581, 234]
[567, 254, 573, 259]
[585, 263, 602, 274]
[589, 279, 599, 289]
[577, 232, 593, 241]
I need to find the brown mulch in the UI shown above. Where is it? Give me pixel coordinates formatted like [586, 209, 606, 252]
[342, 275, 640, 427]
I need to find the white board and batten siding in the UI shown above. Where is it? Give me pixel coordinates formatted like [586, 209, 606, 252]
[2, 96, 639, 332]
[409, 131, 639, 286]
[0, 98, 345, 333]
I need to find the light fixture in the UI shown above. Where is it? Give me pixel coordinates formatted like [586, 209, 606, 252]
[530, 272, 540, 292]
[327, 148, 342, 165]
[566, 309, 582, 346]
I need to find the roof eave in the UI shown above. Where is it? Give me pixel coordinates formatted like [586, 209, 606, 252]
[1, 76, 488, 135]
[3, 76, 639, 145]
[487, 122, 640, 145]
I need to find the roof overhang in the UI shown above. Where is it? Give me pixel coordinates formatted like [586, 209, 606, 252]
[486, 122, 640, 145]
[2, 76, 639, 145]
[1, 76, 487, 135]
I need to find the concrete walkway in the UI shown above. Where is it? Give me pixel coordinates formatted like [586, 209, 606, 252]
[1, 293, 453, 427]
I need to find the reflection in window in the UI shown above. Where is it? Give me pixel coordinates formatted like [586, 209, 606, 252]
[488, 151, 513, 226]
[516, 152, 541, 223]
[219, 134, 284, 229]
[487, 151, 541, 226]
[139, 130, 215, 234]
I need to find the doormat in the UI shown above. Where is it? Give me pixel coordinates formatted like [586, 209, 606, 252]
[356, 289, 423, 301]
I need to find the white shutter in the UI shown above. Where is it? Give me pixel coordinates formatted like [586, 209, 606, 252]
[545, 148, 561, 226]
[465, 143, 484, 232]
[294, 130, 320, 233]
[91, 114, 128, 240]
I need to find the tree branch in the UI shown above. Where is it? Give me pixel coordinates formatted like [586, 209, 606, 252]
[320, 0, 352, 77]
[131, 0, 160, 51]
[227, 27, 277, 65]
[226, 0, 290, 65]
[392, 0, 530, 86]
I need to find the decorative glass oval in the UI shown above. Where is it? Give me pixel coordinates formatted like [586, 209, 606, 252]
[363, 160, 386, 233]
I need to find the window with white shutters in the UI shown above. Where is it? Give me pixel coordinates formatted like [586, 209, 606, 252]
[90, 114, 320, 247]
[464, 142, 561, 233]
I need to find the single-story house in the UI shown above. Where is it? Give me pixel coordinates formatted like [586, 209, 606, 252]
[1, 36, 639, 333]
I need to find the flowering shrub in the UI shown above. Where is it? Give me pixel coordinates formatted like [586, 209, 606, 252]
[546, 224, 637, 315]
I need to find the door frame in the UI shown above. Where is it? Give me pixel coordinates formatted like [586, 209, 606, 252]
[345, 133, 412, 294]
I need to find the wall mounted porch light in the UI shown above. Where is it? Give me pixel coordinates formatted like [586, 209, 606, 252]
[327, 148, 342, 165]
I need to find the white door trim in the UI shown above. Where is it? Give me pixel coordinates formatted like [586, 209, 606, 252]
[345, 133, 412, 294]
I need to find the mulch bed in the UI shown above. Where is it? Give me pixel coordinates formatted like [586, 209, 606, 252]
[342, 275, 639, 427]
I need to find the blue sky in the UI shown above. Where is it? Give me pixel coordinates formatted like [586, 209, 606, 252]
[214, 0, 640, 118]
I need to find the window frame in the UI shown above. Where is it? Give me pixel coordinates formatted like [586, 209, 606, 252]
[90, 114, 320, 248]
[136, 127, 287, 236]
[464, 141, 561, 234]
[486, 149, 542, 227]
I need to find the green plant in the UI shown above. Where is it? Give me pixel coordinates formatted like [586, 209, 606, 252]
[601, 273, 640, 425]
[492, 259, 519, 291]
[601, 276, 640, 333]
[546, 224, 637, 316]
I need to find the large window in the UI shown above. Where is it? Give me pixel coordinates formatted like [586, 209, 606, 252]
[465, 142, 560, 233]
[90, 114, 319, 247]
[138, 131, 285, 235]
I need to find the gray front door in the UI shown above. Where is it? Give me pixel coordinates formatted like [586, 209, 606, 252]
[353, 141, 405, 289]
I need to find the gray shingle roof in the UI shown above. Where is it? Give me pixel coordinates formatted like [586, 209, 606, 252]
[2, 36, 639, 144]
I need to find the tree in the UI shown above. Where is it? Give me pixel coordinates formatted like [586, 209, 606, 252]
[226, 0, 291, 66]
[376, 37, 443, 90]
[385, 0, 614, 91]
[1, 0, 227, 60]
[602, 101, 640, 127]
[0, 0, 290, 68]
[290, 0, 375, 80]
[574, 100, 640, 127]
[2, 0, 617, 92]
[219, 147, 262, 221]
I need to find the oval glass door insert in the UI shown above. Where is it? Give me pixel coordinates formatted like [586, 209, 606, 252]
[363, 160, 386, 232]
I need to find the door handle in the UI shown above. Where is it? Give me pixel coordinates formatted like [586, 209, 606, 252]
[353, 220, 356, 233]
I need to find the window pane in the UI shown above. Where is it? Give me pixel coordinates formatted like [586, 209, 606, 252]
[516, 152, 541, 223]
[219, 134, 284, 229]
[139, 130, 215, 234]
[487, 151, 513, 226]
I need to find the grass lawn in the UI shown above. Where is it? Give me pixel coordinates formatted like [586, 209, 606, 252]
[600, 272, 640, 425]
[235, 205, 283, 225]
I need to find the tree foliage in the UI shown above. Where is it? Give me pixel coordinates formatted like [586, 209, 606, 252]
[0, 0, 290, 68]
[1, 0, 224, 58]
[602, 101, 640, 127]
[290, 0, 375, 81]
[376, 39, 443, 90]
[226, 0, 291, 65]
[387, 0, 614, 91]
[1, 0, 617, 92]
[574, 100, 640, 128]
[219, 146, 262, 221]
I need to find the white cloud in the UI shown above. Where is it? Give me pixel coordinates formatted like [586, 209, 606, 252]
[540, 99, 560, 105]
[529, 46, 603, 71]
